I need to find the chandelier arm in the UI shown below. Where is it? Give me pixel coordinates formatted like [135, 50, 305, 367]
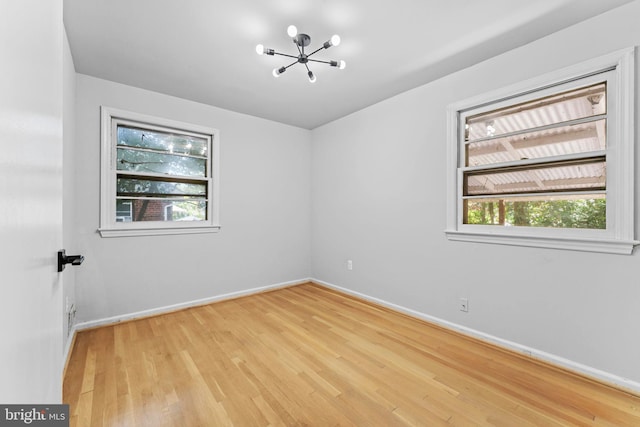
[272, 52, 299, 60]
[283, 60, 299, 70]
[306, 47, 324, 58]
[307, 58, 333, 65]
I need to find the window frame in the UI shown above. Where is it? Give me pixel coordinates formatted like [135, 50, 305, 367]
[445, 47, 636, 254]
[99, 106, 221, 237]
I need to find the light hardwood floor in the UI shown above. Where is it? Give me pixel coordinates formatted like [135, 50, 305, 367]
[64, 283, 640, 426]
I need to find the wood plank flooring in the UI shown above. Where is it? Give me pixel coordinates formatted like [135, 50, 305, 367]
[64, 283, 640, 426]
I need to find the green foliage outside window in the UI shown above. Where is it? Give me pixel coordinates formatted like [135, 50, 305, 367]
[466, 198, 606, 229]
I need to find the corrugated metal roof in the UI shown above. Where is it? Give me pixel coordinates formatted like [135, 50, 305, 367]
[467, 162, 606, 195]
[464, 83, 606, 196]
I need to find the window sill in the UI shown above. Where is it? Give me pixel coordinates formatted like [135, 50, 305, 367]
[99, 225, 221, 238]
[444, 229, 638, 255]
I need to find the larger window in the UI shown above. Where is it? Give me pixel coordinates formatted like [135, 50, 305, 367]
[99, 107, 220, 237]
[446, 48, 636, 254]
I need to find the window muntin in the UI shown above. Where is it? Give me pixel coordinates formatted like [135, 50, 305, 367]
[100, 107, 220, 237]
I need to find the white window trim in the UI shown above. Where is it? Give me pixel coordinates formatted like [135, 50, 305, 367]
[99, 106, 221, 237]
[445, 47, 637, 254]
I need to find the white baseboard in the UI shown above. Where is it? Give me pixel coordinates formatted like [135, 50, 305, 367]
[73, 278, 311, 332]
[311, 278, 640, 395]
[62, 324, 78, 380]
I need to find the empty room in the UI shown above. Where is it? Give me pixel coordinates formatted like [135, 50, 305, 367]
[2, 0, 640, 425]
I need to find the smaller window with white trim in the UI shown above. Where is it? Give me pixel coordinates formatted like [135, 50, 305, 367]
[100, 107, 220, 237]
[446, 48, 636, 254]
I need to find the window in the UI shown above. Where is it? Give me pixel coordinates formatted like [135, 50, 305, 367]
[446, 48, 636, 254]
[99, 107, 220, 237]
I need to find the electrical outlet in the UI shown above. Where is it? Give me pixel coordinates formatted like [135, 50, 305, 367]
[347, 259, 353, 270]
[459, 298, 469, 312]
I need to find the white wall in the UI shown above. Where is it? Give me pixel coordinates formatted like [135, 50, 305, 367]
[74, 75, 311, 322]
[311, 1, 640, 386]
[0, 0, 64, 402]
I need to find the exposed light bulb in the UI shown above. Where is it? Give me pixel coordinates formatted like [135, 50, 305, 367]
[324, 34, 342, 49]
[287, 25, 297, 38]
[273, 67, 286, 78]
[339, 60, 346, 70]
[255, 44, 264, 55]
[308, 71, 316, 83]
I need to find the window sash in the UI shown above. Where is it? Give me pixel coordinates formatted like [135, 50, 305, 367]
[111, 119, 212, 224]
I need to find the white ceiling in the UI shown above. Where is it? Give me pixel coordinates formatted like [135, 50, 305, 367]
[63, 0, 632, 130]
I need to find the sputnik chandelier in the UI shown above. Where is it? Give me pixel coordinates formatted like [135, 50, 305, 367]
[256, 25, 346, 83]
